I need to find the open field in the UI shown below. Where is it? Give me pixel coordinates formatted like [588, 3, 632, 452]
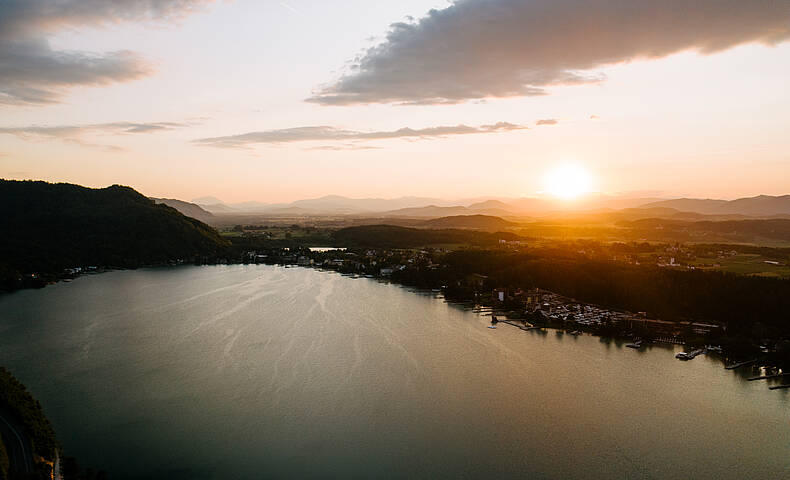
[690, 254, 790, 278]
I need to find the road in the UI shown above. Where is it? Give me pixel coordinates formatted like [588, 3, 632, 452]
[0, 406, 34, 476]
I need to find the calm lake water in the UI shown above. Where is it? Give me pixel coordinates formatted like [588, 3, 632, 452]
[0, 265, 788, 479]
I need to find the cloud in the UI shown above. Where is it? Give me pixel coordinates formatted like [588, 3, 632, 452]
[305, 144, 382, 151]
[193, 122, 526, 149]
[536, 119, 558, 126]
[0, 0, 213, 106]
[308, 0, 790, 105]
[0, 121, 189, 150]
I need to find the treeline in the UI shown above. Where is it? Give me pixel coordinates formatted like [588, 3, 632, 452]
[685, 243, 790, 261]
[0, 439, 8, 480]
[0, 180, 229, 290]
[392, 249, 790, 338]
[619, 218, 790, 243]
[332, 225, 522, 248]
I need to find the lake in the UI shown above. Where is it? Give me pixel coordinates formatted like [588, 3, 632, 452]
[0, 265, 788, 479]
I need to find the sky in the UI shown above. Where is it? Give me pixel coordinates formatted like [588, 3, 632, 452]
[1, 0, 789, 203]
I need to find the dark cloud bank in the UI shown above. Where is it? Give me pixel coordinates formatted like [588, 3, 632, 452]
[0, 0, 213, 105]
[309, 0, 790, 105]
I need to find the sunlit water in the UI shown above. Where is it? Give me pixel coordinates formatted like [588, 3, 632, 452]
[0, 265, 788, 479]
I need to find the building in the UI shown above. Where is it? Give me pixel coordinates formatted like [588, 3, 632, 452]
[524, 288, 543, 311]
[492, 288, 507, 303]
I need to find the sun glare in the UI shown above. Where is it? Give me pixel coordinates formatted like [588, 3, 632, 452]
[544, 164, 593, 199]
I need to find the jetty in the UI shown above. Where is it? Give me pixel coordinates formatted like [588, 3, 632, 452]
[725, 359, 759, 370]
[768, 385, 790, 390]
[500, 319, 538, 332]
[747, 373, 789, 381]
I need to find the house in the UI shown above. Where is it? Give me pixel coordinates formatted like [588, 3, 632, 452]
[465, 273, 488, 287]
[492, 288, 507, 303]
[524, 289, 543, 310]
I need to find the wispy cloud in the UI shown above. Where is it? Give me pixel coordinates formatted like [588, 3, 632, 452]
[193, 122, 527, 149]
[536, 119, 558, 126]
[305, 144, 381, 151]
[0, 0, 214, 106]
[308, 0, 790, 105]
[0, 121, 189, 150]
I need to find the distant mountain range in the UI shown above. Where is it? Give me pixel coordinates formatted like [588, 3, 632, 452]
[182, 193, 790, 220]
[642, 195, 790, 216]
[192, 194, 449, 215]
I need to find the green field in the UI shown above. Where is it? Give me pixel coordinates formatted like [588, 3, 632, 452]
[690, 254, 790, 277]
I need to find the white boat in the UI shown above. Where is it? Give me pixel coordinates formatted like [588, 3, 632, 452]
[676, 351, 691, 360]
[626, 341, 643, 349]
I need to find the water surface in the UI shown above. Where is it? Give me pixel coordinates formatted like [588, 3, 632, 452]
[0, 265, 787, 479]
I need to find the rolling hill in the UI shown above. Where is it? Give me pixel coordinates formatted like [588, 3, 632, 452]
[152, 197, 216, 224]
[422, 215, 518, 230]
[382, 205, 471, 218]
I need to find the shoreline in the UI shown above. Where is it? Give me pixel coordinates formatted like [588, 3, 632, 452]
[3, 262, 786, 385]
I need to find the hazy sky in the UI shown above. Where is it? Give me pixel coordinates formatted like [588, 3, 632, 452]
[1, 0, 789, 202]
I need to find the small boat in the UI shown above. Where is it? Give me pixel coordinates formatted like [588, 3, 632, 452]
[487, 325, 497, 329]
[569, 330, 581, 336]
[626, 340, 643, 349]
[677, 349, 704, 360]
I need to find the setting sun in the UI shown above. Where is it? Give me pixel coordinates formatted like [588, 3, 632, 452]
[544, 164, 594, 199]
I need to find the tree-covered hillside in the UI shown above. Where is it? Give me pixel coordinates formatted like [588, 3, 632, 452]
[0, 180, 229, 288]
[0, 367, 58, 477]
[333, 224, 522, 248]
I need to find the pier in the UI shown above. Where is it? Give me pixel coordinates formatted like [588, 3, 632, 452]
[747, 373, 789, 381]
[725, 359, 758, 370]
[499, 319, 538, 332]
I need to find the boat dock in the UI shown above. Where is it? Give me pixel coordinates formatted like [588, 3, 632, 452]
[725, 359, 758, 370]
[500, 319, 538, 332]
[747, 373, 789, 381]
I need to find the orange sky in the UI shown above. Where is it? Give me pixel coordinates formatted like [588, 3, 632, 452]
[1, 0, 789, 202]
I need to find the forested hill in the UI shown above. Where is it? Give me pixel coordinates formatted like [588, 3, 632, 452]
[333, 224, 522, 248]
[0, 180, 228, 286]
[422, 214, 517, 230]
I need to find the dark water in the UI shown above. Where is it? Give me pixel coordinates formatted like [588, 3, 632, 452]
[0, 265, 788, 479]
